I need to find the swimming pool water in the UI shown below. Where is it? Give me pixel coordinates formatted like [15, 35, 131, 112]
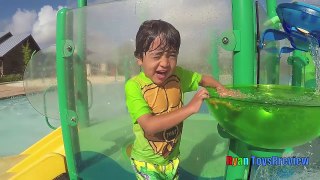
[0, 96, 59, 156]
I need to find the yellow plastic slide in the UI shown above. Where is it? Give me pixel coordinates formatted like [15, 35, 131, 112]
[2, 127, 67, 180]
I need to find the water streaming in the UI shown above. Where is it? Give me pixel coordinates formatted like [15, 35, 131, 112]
[251, 34, 320, 180]
[307, 34, 320, 93]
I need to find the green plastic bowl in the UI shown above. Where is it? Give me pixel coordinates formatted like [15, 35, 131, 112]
[206, 85, 320, 149]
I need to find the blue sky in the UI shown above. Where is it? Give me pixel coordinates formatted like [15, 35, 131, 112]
[0, 0, 110, 48]
[0, 0, 66, 20]
[0, 0, 69, 48]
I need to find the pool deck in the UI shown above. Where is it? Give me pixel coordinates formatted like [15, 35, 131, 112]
[0, 76, 124, 99]
[0, 81, 25, 99]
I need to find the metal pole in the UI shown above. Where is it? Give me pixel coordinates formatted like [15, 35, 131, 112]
[56, 8, 78, 180]
[223, 1, 256, 179]
[232, 0, 255, 85]
[78, 0, 87, 7]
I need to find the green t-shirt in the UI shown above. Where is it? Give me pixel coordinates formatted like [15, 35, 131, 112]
[125, 66, 202, 165]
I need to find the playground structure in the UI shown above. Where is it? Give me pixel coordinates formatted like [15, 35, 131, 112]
[2, 0, 320, 179]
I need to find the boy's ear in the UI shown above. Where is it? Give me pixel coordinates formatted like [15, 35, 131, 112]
[137, 58, 143, 66]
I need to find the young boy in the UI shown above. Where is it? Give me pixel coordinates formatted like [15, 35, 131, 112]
[125, 19, 235, 179]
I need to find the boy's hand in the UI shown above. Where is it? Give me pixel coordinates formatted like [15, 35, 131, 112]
[186, 88, 209, 114]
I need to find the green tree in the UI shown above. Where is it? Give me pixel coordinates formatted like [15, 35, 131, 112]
[22, 40, 32, 67]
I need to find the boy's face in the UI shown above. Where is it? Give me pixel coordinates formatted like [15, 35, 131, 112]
[137, 36, 178, 86]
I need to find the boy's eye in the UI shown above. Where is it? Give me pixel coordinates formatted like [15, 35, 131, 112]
[168, 54, 177, 58]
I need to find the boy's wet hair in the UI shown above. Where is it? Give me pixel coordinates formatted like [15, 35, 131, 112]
[134, 20, 181, 59]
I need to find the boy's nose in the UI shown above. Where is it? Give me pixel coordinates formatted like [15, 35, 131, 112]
[160, 57, 170, 67]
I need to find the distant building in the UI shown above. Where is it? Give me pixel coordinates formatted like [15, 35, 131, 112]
[0, 32, 40, 76]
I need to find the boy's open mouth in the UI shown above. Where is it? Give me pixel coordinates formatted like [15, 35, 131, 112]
[155, 70, 167, 80]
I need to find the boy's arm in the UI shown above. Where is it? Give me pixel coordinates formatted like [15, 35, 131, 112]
[137, 107, 192, 134]
[199, 75, 224, 89]
[126, 79, 207, 134]
[137, 88, 209, 134]
[199, 75, 238, 97]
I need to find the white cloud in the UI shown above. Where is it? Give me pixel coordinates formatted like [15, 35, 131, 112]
[5, 5, 62, 48]
[31, 5, 61, 48]
[5, 9, 37, 34]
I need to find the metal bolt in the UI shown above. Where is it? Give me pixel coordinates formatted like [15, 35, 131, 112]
[71, 117, 76, 122]
[66, 45, 73, 52]
[222, 37, 229, 45]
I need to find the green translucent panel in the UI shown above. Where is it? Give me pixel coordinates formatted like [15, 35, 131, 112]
[24, 46, 59, 120]
[207, 85, 320, 149]
[62, 0, 232, 179]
